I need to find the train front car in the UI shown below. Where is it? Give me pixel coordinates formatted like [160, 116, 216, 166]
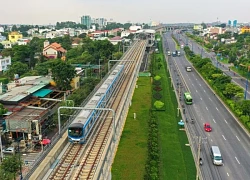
[68, 109, 91, 144]
[68, 123, 84, 143]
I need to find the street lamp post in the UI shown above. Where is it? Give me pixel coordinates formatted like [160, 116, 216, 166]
[244, 69, 249, 100]
[99, 59, 102, 79]
[18, 140, 23, 180]
[0, 131, 3, 162]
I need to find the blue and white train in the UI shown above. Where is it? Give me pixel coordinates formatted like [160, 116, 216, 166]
[68, 65, 124, 143]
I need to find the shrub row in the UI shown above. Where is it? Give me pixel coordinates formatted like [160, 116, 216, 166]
[144, 111, 159, 180]
[171, 35, 180, 47]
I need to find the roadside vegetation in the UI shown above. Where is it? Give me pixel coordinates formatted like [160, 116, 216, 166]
[112, 77, 151, 179]
[184, 46, 250, 131]
[171, 35, 180, 50]
[154, 35, 195, 180]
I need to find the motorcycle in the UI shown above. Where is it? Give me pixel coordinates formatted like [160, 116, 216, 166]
[199, 158, 203, 166]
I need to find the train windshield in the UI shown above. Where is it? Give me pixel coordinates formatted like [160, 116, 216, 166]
[68, 127, 83, 137]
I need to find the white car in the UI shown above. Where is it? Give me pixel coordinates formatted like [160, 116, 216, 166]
[2, 147, 15, 154]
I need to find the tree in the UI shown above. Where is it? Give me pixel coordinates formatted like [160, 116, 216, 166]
[51, 60, 76, 90]
[0, 155, 22, 180]
[4, 62, 29, 79]
[78, 33, 87, 39]
[0, 43, 3, 50]
[0, 103, 8, 115]
[1, 48, 13, 57]
[11, 45, 31, 63]
[240, 100, 250, 119]
[201, 22, 207, 29]
[223, 83, 244, 99]
[11, 25, 18, 31]
[112, 52, 123, 60]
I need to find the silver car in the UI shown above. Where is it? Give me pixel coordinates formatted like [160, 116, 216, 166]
[2, 147, 15, 154]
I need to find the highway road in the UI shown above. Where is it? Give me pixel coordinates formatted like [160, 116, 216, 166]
[176, 33, 250, 99]
[163, 32, 250, 180]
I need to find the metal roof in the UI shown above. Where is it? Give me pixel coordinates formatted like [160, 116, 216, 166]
[32, 89, 53, 98]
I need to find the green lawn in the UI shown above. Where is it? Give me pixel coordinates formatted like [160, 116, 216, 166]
[111, 77, 151, 180]
[155, 35, 196, 180]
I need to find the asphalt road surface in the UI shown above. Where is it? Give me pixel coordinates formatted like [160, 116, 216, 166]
[163, 32, 250, 180]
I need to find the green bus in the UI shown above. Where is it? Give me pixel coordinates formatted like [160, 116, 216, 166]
[184, 92, 193, 105]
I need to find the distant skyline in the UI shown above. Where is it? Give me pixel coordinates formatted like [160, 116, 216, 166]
[0, 0, 249, 25]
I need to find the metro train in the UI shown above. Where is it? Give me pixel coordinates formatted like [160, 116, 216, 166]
[68, 65, 124, 143]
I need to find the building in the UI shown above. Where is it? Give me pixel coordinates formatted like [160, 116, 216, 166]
[240, 26, 250, 34]
[121, 30, 131, 38]
[0, 33, 6, 42]
[43, 40, 66, 59]
[0, 27, 4, 33]
[1, 40, 12, 48]
[1, 76, 65, 142]
[81, 15, 92, 29]
[109, 36, 123, 45]
[129, 26, 142, 31]
[193, 24, 203, 31]
[8, 31, 23, 43]
[0, 55, 11, 72]
[233, 20, 237, 27]
[17, 38, 30, 45]
[150, 21, 160, 27]
[92, 18, 107, 29]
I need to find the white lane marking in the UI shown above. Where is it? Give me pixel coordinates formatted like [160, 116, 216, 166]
[189, 78, 191, 81]
[199, 84, 201, 86]
[196, 90, 198, 93]
[192, 83, 194, 86]
[196, 78, 197, 80]
[204, 90, 206, 92]
[227, 173, 229, 176]
[200, 98, 202, 101]
[211, 139, 213, 142]
[222, 135, 226, 140]
[224, 119, 228, 124]
[235, 157, 240, 164]
[216, 107, 219, 111]
[206, 107, 208, 110]
[236, 136, 240, 142]
[209, 97, 212, 101]
[213, 119, 216, 123]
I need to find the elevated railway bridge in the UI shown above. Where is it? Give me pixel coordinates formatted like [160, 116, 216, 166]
[25, 39, 149, 180]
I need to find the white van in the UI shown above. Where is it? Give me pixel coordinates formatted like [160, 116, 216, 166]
[211, 146, 223, 165]
[186, 67, 192, 72]
[167, 51, 171, 56]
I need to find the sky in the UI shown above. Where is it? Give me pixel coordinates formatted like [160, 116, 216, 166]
[0, 0, 249, 25]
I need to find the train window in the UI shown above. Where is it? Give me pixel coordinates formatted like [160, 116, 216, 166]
[68, 127, 83, 137]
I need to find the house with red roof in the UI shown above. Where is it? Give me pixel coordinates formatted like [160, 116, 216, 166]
[43, 40, 66, 60]
[109, 36, 123, 45]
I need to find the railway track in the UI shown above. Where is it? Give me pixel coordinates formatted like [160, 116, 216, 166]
[48, 40, 147, 180]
